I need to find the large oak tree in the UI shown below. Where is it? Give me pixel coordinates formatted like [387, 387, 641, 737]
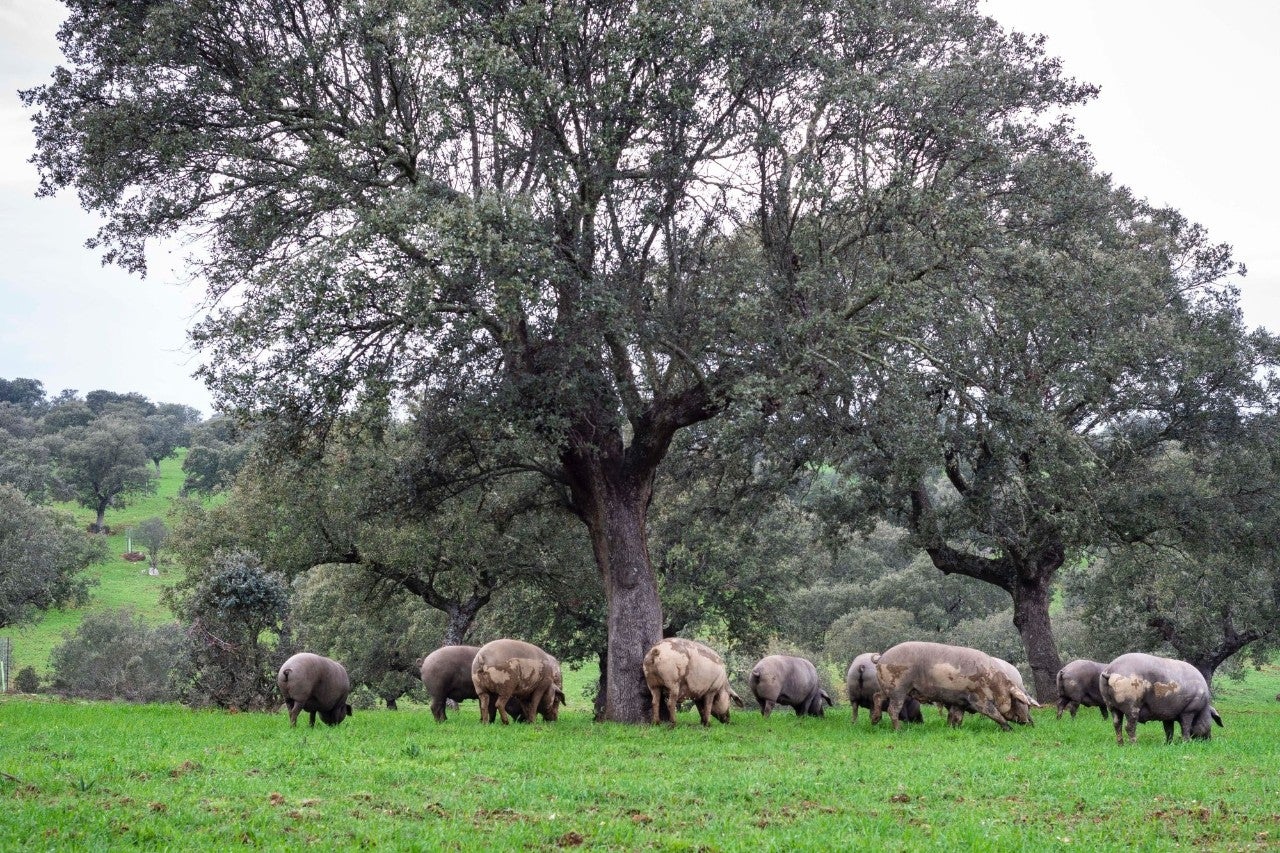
[27, 0, 1090, 720]
[842, 154, 1272, 699]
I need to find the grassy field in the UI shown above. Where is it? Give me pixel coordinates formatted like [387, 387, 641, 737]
[2, 664, 1278, 850]
[0, 452, 189, 678]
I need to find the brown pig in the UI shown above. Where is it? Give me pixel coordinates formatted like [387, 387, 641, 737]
[643, 638, 743, 726]
[871, 641, 1038, 732]
[470, 639, 565, 725]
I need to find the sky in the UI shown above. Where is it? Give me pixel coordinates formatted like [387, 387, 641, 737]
[2, 0, 1279, 418]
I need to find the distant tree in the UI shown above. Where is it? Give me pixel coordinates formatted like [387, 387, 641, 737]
[840, 155, 1270, 699]
[0, 377, 46, 408]
[139, 403, 203, 469]
[165, 550, 292, 709]
[56, 415, 157, 532]
[40, 398, 93, 433]
[180, 416, 250, 496]
[131, 516, 170, 571]
[84, 390, 154, 418]
[0, 484, 106, 628]
[1067, 430, 1280, 685]
[0, 405, 59, 502]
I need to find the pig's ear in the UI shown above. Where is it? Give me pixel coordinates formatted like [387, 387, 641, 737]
[821, 690, 833, 707]
[1210, 707, 1223, 727]
[346, 704, 354, 717]
[1013, 687, 1040, 708]
[729, 688, 744, 709]
[555, 688, 567, 706]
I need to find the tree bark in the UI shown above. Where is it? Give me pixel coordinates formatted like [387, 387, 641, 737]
[565, 450, 665, 724]
[1011, 576, 1063, 702]
[595, 481, 663, 723]
[442, 595, 489, 646]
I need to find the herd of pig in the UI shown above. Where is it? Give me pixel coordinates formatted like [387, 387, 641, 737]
[276, 638, 1223, 745]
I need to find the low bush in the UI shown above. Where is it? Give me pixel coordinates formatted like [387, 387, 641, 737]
[48, 608, 185, 702]
[14, 665, 41, 694]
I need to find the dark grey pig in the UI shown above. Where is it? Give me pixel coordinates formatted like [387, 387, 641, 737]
[277, 652, 353, 728]
[846, 653, 922, 724]
[419, 645, 481, 722]
[1055, 659, 1109, 720]
[749, 654, 832, 717]
[1099, 652, 1222, 745]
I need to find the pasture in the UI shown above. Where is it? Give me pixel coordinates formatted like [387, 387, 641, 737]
[2, 665, 1278, 850]
[0, 452, 189, 678]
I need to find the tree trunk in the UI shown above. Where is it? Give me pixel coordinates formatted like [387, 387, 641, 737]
[597, 487, 663, 723]
[94, 500, 109, 533]
[1011, 577, 1063, 702]
[567, 454, 664, 724]
[442, 596, 488, 646]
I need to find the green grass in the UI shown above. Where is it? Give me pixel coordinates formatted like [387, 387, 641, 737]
[2, 665, 1278, 850]
[1, 452, 191, 677]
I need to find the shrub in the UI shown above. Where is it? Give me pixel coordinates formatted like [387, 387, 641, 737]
[167, 550, 292, 710]
[48, 609, 185, 702]
[14, 666, 41, 694]
[823, 607, 919, 668]
[944, 610, 1024, 665]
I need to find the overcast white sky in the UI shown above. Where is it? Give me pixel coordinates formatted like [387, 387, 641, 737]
[2, 0, 1278, 418]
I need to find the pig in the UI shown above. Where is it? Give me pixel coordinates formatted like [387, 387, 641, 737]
[846, 653, 922, 724]
[277, 652, 353, 728]
[749, 655, 832, 717]
[871, 641, 1039, 732]
[1098, 652, 1223, 745]
[470, 639, 566, 725]
[419, 645, 481, 722]
[1055, 659, 1109, 720]
[643, 638, 743, 726]
[944, 657, 1032, 728]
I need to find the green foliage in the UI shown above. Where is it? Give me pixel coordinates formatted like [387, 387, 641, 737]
[13, 666, 40, 694]
[165, 551, 291, 710]
[0, 377, 45, 408]
[48, 609, 184, 703]
[1, 671, 1278, 849]
[140, 403, 202, 468]
[289, 565, 437, 708]
[53, 415, 157, 531]
[130, 516, 170, 570]
[1067, 430, 1280, 680]
[944, 610, 1025, 666]
[0, 402, 60, 502]
[0, 484, 107, 628]
[180, 415, 250, 495]
[824, 608, 919, 667]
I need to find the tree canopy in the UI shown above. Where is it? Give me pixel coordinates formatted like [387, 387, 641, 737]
[829, 154, 1273, 697]
[0, 484, 107, 628]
